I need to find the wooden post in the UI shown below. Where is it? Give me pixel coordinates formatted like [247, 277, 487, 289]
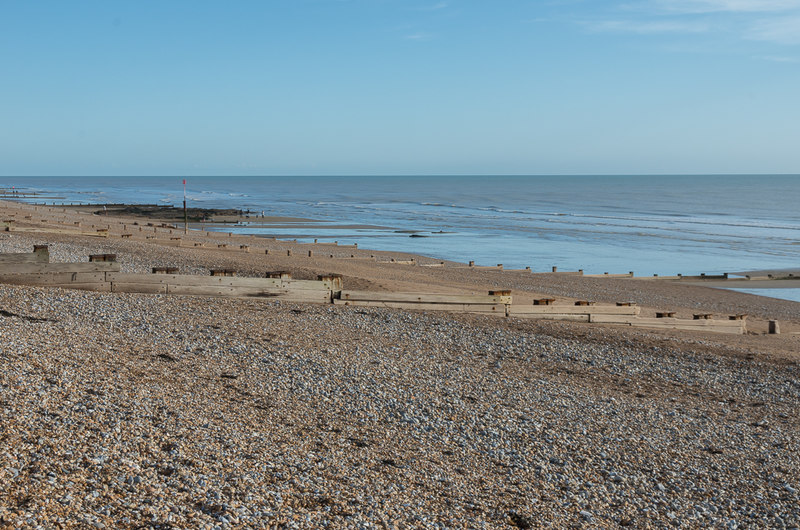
[287, 250, 292, 257]
[318, 274, 343, 290]
[31, 245, 49, 262]
[769, 321, 780, 334]
[308, 250, 313, 257]
[183, 179, 188, 234]
[552, 266, 557, 272]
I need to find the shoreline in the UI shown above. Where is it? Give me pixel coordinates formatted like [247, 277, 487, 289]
[1, 198, 798, 330]
[4, 178, 798, 277]
[10, 199, 800, 281]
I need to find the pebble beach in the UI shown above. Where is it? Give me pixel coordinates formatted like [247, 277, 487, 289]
[1, 202, 799, 529]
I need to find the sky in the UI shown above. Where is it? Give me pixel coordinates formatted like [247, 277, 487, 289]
[1, 0, 799, 176]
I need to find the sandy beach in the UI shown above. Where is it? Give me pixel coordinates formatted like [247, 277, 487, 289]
[1, 200, 799, 528]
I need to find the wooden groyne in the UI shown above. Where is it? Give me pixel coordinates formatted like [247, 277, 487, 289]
[508, 301, 640, 322]
[0, 246, 752, 334]
[589, 314, 746, 334]
[0, 247, 340, 302]
[334, 290, 510, 314]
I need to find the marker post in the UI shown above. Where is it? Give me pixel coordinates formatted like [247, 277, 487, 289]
[183, 179, 188, 234]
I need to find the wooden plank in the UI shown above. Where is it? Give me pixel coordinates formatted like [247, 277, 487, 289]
[107, 273, 334, 291]
[333, 299, 506, 313]
[590, 314, 744, 333]
[61, 282, 112, 292]
[0, 272, 107, 286]
[509, 305, 639, 316]
[339, 290, 512, 305]
[589, 315, 639, 324]
[111, 282, 167, 294]
[282, 279, 337, 291]
[592, 315, 744, 328]
[642, 319, 743, 329]
[0, 252, 49, 264]
[0, 262, 120, 274]
[165, 284, 332, 302]
[106, 273, 283, 288]
[509, 313, 590, 322]
[3, 280, 112, 292]
[636, 323, 743, 334]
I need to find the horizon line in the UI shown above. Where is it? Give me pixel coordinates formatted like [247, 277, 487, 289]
[2, 173, 799, 179]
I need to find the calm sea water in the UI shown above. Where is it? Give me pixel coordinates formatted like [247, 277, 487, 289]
[3, 175, 799, 300]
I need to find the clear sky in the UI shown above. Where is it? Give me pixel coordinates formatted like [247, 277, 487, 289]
[1, 0, 799, 176]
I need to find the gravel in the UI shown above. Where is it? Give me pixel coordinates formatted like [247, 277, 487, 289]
[2, 284, 798, 528]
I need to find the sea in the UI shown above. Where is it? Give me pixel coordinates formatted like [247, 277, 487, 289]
[2, 175, 799, 302]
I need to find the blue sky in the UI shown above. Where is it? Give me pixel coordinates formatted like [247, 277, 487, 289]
[1, 0, 799, 176]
